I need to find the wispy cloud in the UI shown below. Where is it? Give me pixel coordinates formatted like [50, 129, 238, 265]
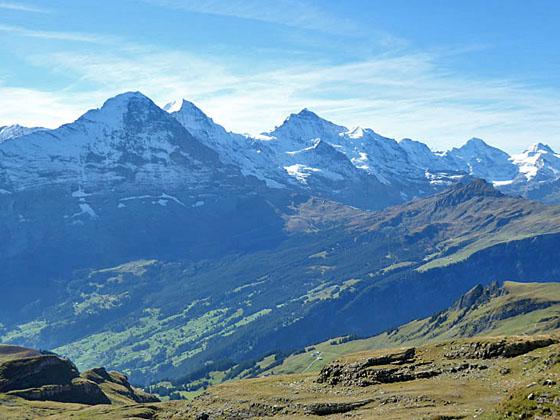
[141, 0, 358, 35]
[0, 20, 558, 153]
[0, 84, 96, 128]
[15, 42, 560, 153]
[0, 24, 111, 43]
[0, 1, 49, 13]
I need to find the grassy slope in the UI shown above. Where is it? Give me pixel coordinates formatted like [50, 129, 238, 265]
[260, 281, 560, 376]
[2, 282, 560, 419]
[4, 336, 559, 419]
[4, 181, 560, 384]
[162, 335, 560, 419]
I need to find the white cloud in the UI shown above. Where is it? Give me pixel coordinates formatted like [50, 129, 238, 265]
[0, 1, 49, 13]
[1, 34, 559, 153]
[0, 85, 96, 128]
[0, 24, 110, 43]
[141, 0, 357, 34]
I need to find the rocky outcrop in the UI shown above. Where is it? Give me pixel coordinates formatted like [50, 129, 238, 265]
[304, 399, 373, 415]
[317, 345, 496, 387]
[7, 377, 111, 405]
[444, 337, 557, 360]
[451, 281, 505, 311]
[81, 367, 160, 403]
[317, 348, 429, 386]
[0, 346, 159, 406]
[0, 354, 79, 392]
[318, 361, 440, 387]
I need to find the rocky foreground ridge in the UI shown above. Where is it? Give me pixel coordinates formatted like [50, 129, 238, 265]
[0, 344, 158, 415]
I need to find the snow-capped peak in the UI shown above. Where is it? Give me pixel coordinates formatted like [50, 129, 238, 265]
[464, 137, 489, 147]
[526, 142, 556, 155]
[169, 98, 224, 139]
[0, 124, 45, 142]
[347, 126, 365, 139]
[442, 136, 517, 181]
[79, 91, 156, 126]
[269, 108, 347, 144]
[162, 99, 183, 113]
[511, 143, 560, 182]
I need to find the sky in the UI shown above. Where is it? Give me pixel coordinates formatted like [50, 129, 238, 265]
[0, 0, 559, 153]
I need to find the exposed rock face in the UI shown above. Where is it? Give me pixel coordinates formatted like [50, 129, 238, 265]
[316, 342, 518, 387]
[318, 360, 441, 387]
[0, 354, 79, 392]
[0, 346, 159, 405]
[444, 337, 557, 360]
[317, 348, 429, 386]
[451, 281, 505, 311]
[304, 399, 373, 415]
[7, 377, 111, 405]
[81, 367, 160, 403]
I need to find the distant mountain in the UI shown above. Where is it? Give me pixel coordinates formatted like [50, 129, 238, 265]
[169, 104, 400, 209]
[3, 177, 560, 384]
[0, 92, 290, 320]
[443, 137, 519, 181]
[0, 92, 225, 190]
[3, 92, 560, 208]
[498, 143, 560, 204]
[261, 110, 443, 202]
[2, 91, 560, 387]
[0, 124, 44, 142]
[167, 99, 284, 188]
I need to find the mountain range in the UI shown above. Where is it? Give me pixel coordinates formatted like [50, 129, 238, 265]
[1, 91, 560, 387]
[2, 92, 560, 208]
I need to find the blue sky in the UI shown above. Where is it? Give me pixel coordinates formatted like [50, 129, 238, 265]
[0, 0, 559, 152]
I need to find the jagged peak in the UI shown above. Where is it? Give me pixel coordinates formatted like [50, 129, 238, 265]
[447, 137, 511, 161]
[104, 91, 151, 106]
[295, 108, 318, 118]
[456, 137, 506, 154]
[166, 98, 223, 137]
[451, 281, 505, 311]
[166, 99, 208, 118]
[271, 108, 347, 137]
[464, 137, 489, 147]
[346, 126, 367, 139]
[0, 124, 45, 142]
[399, 138, 433, 151]
[455, 177, 501, 194]
[284, 108, 325, 124]
[1, 123, 24, 130]
[435, 178, 503, 208]
[526, 142, 555, 154]
[78, 91, 159, 126]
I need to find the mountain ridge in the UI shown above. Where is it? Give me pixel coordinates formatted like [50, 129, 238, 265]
[3, 91, 560, 206]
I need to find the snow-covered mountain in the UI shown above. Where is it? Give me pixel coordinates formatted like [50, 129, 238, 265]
[2, 89, 560, 333]
[511, 143, 560, 182]
[166, 99, 285, 188]
[0, 124, 44, 142]
[0, 92, 226, 193]
[2, 91, 560, 210]
[443, 138, 518, 182]
[0, 91, 286, 286]
[167, 105, 401, 208]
